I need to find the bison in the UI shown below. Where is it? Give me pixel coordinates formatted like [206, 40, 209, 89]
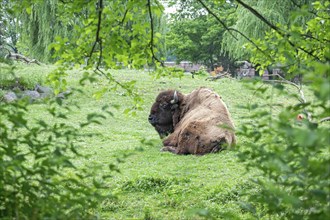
[148, 87, 236, 155]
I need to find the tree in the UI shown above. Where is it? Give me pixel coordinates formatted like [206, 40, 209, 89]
[16, 0, 77, 62]
[222, 0, 314, 60]
[166, 16, 228, 70]
[0, 1, 19, 53]
[166, 0, 236, 71]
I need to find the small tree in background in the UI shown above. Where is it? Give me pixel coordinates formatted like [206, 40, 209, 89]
[166, 0, 236, 71]
[167, 16, 235, 71]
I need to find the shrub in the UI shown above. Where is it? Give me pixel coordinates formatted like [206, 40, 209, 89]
[0, 64, 115, 219]
[0, 64, 45, 90]
[238, 2, 330, 219]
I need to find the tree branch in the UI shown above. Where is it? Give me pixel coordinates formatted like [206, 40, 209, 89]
[319, 117, 330, 123]
[97, 40, 103, 68]
[235, 0, 281, 34]
[147, 0, 164, 67]
[120, 9, 128, 24]
[4, 43, 18, 53]
[235, 0, 321, 61]
[1, 46, 41, 65]
[227, 28, 273, 60]
[264, 73, 312, 121]
[194, 0, 273, 61]
[95, 67, 138, 101]
[88, 0, 103, 67]
[301, 34, 330, 43]
[0, 45, 12, 54]
[196, 0, 238, 41]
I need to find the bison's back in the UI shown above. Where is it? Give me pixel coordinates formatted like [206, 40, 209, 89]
[163, 88, 236, 155]
[181, 88, 234, 128]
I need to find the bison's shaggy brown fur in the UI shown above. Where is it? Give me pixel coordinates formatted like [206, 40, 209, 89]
[148, 87, 236, 155]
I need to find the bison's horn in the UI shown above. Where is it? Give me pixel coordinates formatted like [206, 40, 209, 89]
[171, 91, 179, 104]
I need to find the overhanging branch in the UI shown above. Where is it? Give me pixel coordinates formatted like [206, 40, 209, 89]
[195, 0, 272, 60]
[264, 73, 312, 121]
[147, 0, 164, 67]
[227, 28, 273, 61]
[196, 0, 238, 41]
[235, 0, 321, 61]
[88, 0, 103, 68]
[235, 0, 281, 34]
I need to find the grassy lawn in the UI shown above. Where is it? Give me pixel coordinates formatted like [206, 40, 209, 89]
[1, 64, 314, 219]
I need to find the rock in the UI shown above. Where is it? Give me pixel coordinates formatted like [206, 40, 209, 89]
[22, 90, 41, 101]
[3, 92, 18, 102]
[35, 84, 54, 98]
[2, 84, 71, 103]
[56, 90, 72, 99]
[35, 84, 53, 94]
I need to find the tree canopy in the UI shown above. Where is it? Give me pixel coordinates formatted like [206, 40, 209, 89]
[165, 0, 236, 70]
[1, 0, 165, 66]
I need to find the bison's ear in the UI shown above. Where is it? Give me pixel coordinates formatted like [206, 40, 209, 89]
[170, 91, 179, 104]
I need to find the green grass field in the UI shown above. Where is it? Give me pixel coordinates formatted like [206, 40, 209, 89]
[1, 64, 315, 219]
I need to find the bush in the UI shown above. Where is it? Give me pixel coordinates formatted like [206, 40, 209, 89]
[0, 64, 45, 90]
[238, 82, 329, 219]
[0, 64, 115, 219]
[238, 2, 330, 219]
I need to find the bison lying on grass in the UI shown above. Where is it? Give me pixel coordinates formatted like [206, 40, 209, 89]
[148, 87, 236, 155]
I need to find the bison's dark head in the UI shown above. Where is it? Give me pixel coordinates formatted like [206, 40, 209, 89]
[148, 90, 183, 138]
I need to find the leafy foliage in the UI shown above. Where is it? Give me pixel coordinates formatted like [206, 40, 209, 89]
[0, 64, 46, 90]
[166, 0, 236, 70]
[47, 0, 166, 113]
[17, 0, 74, 62]
[0, 1, 166, 218]
[0, 69, 116, 218]
[49, 0, 164, 68]
[238, 1, 330, 218]
[0, 0, 20, 54]
[223, 0, 314, 60]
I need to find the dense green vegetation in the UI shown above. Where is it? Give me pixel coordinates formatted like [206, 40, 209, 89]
[0, 64, 317, 219]
[1, 0, 329, 219]
[165, 1, 236, 70]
